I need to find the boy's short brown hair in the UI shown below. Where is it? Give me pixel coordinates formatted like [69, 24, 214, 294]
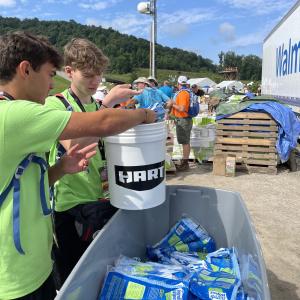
[0, 31, 62, 84]
[64, 38, 109, 74]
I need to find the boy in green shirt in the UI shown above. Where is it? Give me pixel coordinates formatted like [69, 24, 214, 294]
[0, 31, 155, 300]
[45, 38, 121, 285]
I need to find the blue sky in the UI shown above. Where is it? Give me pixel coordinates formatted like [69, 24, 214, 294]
[0, 0, 297, 63]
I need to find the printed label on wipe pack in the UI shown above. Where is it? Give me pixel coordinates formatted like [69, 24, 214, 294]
[208, 290, 228, 300]
[115, 161, 165, 191]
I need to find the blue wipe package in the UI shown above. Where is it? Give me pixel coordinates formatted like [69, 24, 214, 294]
[99, 256, 190, 299]
[114, 256, 191, 281]
[189, 248, 242, 300]
[147, 217, 216, 261]
[160, 251, 208, 272]
[99, 271, 189, 300]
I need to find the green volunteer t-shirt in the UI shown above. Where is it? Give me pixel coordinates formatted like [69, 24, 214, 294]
[0, 100, 71, 299]
[45, 90, 104, 212]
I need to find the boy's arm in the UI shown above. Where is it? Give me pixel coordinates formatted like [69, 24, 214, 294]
[57, 84, 143, 149]
[59, 108, 155, 141]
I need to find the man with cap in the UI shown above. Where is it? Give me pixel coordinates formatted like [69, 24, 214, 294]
[132, 76, 170, 109]
[170, 75, 192, 171]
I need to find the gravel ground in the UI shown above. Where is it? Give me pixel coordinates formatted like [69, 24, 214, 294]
[167, 163, 300, 300]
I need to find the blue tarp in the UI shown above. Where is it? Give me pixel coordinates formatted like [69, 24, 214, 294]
[218, 102, 300, 162]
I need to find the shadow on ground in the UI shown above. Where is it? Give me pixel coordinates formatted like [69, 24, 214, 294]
[268, 269, 300, 300]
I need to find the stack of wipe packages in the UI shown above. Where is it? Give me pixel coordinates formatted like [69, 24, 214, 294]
[189, 248, 242, 300]
[99, 256, 190, 299]
[147, 217, 216, 262]
[99, 217, 250, 300]
[158, 248, 246, 300]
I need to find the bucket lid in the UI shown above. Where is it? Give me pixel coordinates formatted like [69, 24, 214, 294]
[104, 121, 167, 143]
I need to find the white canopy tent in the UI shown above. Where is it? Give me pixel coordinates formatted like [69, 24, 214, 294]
[187, 78, 217, 88]
[216, 80, 244, 92]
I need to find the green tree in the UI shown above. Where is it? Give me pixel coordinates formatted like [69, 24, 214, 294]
[218, 51, 262, 80]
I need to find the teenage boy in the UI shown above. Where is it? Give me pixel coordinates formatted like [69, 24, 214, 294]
[45, 38, 129, 285]
[0, 31, 155, 300]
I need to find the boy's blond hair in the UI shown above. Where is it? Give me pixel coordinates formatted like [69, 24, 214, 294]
[64, 38, 109, 74]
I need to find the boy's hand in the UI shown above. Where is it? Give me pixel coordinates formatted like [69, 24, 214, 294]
[60, 143, 98, 174]
[103, 84, 143, 107]
[142, 109, 156, 124]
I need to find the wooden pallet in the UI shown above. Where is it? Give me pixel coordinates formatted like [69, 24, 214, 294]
[214, 112, 278, 174]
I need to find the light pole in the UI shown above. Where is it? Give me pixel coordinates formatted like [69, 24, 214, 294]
[137, 0, 157, 78]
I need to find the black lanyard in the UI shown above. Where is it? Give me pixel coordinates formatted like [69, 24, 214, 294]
[0, 91, 15, 100]
[68, 89, 105, 159]
[68, 88, 98, 112]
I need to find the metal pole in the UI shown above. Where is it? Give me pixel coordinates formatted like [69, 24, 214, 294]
[149, 22, 152, 77]
[151, 0, 157, 78]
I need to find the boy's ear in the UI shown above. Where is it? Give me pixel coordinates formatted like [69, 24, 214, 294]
[18, 61, 31, 79]
[64, 66, 73, 78]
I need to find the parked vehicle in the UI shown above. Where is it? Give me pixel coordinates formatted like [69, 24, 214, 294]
[262, 0, 300, 115]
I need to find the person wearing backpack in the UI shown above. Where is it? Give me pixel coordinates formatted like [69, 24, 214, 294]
[45, 38, 140, 286]
[0, 31, 156, 300]
[171, 75, 195, 171]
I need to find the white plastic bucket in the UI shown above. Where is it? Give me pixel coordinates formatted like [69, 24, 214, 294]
[104, 121, 167, 210]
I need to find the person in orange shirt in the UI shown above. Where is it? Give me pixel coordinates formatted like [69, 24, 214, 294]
[171, 75, 192, 171]
[119, 98, 136, 109]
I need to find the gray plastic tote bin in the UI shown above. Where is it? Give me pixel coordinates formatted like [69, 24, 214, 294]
[55, 185, 270, 300]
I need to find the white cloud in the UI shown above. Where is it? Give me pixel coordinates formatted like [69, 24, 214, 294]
[160, 8, 217, 38]
[160, 9, 216, 26]
[86, 8, 217, 40]
[79, 2, 109, 10]
[220, 0, 295, 16]
[42, 0, 76, 4]
[231, 19, 277, 47]
[86, 13, 150, 36]
[219, 22, 236, 42]
[79, 0, 120, 11]
[0, 0, 16, 7]
[232, 31, 264, 47]
[161, 23, 189, 38]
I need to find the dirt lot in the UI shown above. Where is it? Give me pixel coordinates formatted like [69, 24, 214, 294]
[167, 163, 300, 300]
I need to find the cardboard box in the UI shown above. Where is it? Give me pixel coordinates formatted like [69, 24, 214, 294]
[213, 154, 226, 176]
